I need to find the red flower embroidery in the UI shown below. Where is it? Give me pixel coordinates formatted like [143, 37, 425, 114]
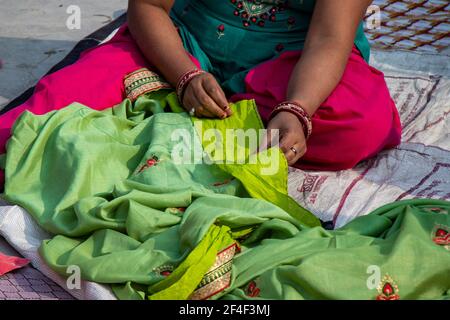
[432, 226, 449, 247]
[213, 178, 234, 187]
[229, 0, 287, 28]
[276, 43, 284, 52]
[137, 155, 159, 173]
[287, 16, 296, 29]
[425, 207, 448, 214]
[217, 24, 225, 39]
[153, 265, 174, 277]
[246, 281, 260, 298]
[376, 275, 400, 300]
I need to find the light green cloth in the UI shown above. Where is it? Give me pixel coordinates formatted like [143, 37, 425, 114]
[2, 91, 449, 300]
[148, 224, 235, 300]
[223, 199, 450, 300]
[2, 92, 316, 299]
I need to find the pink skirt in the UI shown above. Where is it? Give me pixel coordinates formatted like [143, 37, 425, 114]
[0, 25, 401, 187]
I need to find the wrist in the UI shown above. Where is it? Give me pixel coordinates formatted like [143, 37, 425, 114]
[176, 68, 206, 103]
[285, 98, 316, 117]
[270, 101, 313, 140]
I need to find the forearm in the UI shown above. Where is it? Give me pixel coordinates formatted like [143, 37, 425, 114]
[286, 38, 353, 117]
[127, 0, 197, 86]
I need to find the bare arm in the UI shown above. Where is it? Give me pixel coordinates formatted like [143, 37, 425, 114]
[267, 0, 372, 165]
[127, 0, 195, 85]
[127, 0, 230, 118]
[286, 0, 373, 116]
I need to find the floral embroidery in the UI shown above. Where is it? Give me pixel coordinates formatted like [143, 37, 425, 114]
[124, 68, 172, 102]
[287, 16, 296, 29]
[229, 0, 287, 28]
[432, 224, 449, 250]
[137, 155, 160, 174]
[166, 207, 187, 216]
[376, 275, 400, 300]
[275, 43, 284, 52]
[246, 280, 261, 298]
[217, 24, 226, 39]
[213, 178, 235, 187]
[189, 243, 239, 300]
[424, 207, 448, 215]
[153, 265, 174, 277]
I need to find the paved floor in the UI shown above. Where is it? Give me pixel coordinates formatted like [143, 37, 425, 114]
[0, 0, 127, 110]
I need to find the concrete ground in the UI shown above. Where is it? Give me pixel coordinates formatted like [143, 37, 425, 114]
[0, 0, 127, 254]
[0, 0, 128, 111]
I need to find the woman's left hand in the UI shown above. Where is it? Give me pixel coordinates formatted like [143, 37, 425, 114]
[261, 111, 307, 166]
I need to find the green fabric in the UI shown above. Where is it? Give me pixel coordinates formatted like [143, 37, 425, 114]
[2, 91, 317, 299]
[193, 100, 319, 227]
[222, 199, 450, 300]
[2, 91, 449, 300]
[0, 153, 5, 170]
[148, 224, 234, 300]
[171, 0, 370, 94]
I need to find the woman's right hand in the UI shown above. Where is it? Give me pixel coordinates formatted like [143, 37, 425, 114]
[182, 72, 232, 119]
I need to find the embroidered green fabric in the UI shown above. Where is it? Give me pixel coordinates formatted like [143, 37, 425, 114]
[2, 90, 449, 300]
[1, 90, 317, 299]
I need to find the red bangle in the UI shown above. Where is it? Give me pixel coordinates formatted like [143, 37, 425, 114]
[269, 101, 313, 140]
[176, 69, 205, 103]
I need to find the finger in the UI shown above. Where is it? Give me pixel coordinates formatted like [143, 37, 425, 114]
[203, 79, 232, 116]
[259, 123, 281, 152]
[279, 133, 298, 163]
[195, 105, 215, 118]
[289, 144, 307, 165]
[283, 139, 307, 165]
[192, 82, 227, 119]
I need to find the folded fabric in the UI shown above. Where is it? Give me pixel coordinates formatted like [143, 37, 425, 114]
[2, 89, 449, 300]
[0, 252, 29, 276]
[2, 90, 317, 299]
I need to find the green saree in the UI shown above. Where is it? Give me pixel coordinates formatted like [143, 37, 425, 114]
[1, 88, 449, 300]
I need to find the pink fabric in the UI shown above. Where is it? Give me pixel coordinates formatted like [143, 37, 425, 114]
[0, 25, 401, 187]
[0, 252, 29, 276]
[230, 47, 402, 171]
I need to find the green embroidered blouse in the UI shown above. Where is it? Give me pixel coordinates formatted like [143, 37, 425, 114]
[170, 0, 371, 94]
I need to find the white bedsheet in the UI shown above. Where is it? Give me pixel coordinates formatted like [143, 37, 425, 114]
[0, 200, 116, 300]
[288, 49, 450, 228]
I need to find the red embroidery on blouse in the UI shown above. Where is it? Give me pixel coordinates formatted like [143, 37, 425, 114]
[229, 0, 287, 28]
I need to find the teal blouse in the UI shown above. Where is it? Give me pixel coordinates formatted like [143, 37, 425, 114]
[170, 0, 370, 94]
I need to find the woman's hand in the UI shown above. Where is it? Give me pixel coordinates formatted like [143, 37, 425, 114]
[182, 72, 232, 119]
[262, 112, 307, 165]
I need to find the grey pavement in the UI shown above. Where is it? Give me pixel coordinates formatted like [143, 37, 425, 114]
[0, 0, 127, 255]
[0, 0, 127, 110]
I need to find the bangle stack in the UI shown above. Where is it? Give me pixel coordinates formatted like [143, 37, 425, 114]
[269, 101, 313, 140]
[176, 69, 205, 103]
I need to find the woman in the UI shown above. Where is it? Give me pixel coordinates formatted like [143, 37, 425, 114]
[0, 0, 402, 189]
[127, 0, 402, 169]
